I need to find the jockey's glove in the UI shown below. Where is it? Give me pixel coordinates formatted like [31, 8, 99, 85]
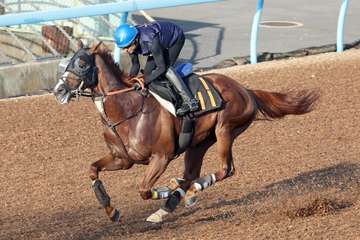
[133, 82, 142, 91]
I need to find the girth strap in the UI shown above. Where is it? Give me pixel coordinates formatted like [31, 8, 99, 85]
[174, 115, 195, 156]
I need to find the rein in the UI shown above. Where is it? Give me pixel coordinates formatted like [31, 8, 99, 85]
[105, 87, 135, 96]
[105, 77, 145, 96]
[94, 77, 146, 130]
[73, 77, 143, 98]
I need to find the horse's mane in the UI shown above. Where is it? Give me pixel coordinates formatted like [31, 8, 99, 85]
[96, 46, 132, 87]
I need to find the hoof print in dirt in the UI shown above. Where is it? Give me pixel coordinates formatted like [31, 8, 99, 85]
[287, 198, 353, 219]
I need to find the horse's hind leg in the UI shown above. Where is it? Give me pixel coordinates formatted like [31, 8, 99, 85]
[168, 139, 216, 208]
[90, 153, 133, 222]
[146, 139, 215, 223]
[184, 127, 235, 207]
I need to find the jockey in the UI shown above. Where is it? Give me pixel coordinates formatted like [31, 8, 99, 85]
[114, 21, 199, 116]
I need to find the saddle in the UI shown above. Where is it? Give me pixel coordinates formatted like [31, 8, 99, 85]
[148, 64, 223, 118]
[147, 63, 224, 156]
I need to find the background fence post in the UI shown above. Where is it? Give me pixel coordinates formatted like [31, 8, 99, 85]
[250, 0, 264, 64]
[337, 0, 349, 52]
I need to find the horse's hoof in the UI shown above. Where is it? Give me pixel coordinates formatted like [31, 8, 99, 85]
[146, 213, 163, 223]
[146, 208, 168, 223]
[109, 208, 121, 222]
[185, 196, 198, 207]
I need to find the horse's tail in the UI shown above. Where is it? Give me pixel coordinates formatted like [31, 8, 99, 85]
[249, 89, 319, 119]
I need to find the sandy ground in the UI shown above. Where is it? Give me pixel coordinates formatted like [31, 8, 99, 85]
[1, 49, 360, 240]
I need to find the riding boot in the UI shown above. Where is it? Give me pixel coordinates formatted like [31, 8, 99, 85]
[166, 67, 199, 116]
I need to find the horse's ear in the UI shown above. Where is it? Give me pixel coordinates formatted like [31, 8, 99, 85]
[77, 39, 84, 49]
[90, 41, 109, 54]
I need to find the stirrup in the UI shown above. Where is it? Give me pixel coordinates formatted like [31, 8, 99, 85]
[176, 99, 199, 116]
[176, 104, 191, 116]
[189, 98, 199, 112]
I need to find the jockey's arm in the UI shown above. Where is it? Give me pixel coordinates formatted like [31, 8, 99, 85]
[144, 35, 166, 85]
[129, 53, 140, 77]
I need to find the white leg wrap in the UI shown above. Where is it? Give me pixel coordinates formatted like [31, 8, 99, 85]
[211, 173, 216, 183]
[193, 173, 217, 191]
[194, 182, 202, 191]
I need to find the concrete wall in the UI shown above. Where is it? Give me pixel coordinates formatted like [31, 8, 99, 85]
[0, 59, 60, 98]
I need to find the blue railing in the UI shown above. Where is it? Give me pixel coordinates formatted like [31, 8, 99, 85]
[250, 0, 350, 64]
[250, 0, 264, 64]
[0, 0, 221, 63]
[337, 0, 350, 52]
[0, 0, 220, 26]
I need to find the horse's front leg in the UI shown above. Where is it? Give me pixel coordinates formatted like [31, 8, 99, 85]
[90, 153, 133, 222]
[138, 153, 170, 200]
[135, 153, 173, 221]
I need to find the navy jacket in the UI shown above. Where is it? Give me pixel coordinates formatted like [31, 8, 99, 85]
[134, 21, 184, 56]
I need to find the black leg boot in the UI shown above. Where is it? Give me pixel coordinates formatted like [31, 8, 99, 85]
[166, 67, 199, 116]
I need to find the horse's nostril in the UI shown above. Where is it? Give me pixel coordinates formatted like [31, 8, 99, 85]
[54, 81, 65, 93]
[53, 83, 71, 104]
[54, 86, 62, 95]
[60, 85, 67, 92]
[59, 88, 67, 96]
[56, 85, 64, 91]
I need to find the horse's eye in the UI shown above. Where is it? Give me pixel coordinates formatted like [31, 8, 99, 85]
[77, 59, 87, 68]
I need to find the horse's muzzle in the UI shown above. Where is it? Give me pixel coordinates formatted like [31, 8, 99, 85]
[53, 80, 71, 104]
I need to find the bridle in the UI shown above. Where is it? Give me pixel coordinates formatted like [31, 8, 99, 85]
[59, 49, 146, 130]
[58, 48, 98, 100]
[59, 47, 145, 98]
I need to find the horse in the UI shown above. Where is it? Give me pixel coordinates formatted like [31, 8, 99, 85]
[53, 41, 319, 223]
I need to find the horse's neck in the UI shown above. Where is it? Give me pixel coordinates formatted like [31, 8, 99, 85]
[94, 55, 142, 120]
[95, 55, 127, 93]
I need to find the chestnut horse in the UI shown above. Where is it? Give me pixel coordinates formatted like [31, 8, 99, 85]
[53, 41, 318, 223]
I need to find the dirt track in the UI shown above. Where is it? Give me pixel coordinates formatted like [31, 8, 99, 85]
[1, 50, 360, 240]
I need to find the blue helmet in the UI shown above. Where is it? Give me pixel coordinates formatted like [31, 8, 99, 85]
[114, 24, 139, 48]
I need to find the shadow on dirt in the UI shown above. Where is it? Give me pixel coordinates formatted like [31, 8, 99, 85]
[80, 162, 360, 238]
[194, 210, 235, 223]
[205, 162, 360, 211]
[3, 163, 358, 240]
[148, 162, 360, 226]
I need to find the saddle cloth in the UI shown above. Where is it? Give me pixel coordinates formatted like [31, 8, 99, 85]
[148, 73, 223, 117]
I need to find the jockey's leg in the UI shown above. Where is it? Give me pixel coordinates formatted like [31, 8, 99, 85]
[184, 127, 235, 207]
[90, 153, 134, 222]
[166, 67, 199, 116]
